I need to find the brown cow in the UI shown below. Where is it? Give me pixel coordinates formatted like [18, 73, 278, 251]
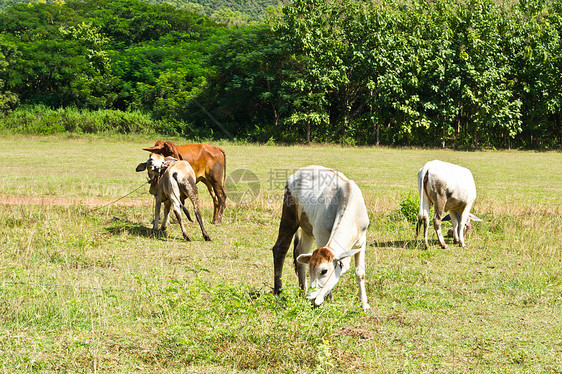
[143, 140, 226, 223]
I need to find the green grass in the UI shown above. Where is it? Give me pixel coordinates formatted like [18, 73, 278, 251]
[0, 136, 561, 372]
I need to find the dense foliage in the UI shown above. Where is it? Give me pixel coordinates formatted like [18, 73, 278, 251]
[0, 0, 560, 148]
[0, 0, 283, 22]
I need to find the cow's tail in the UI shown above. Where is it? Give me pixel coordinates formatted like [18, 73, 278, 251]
[415, 168, 430, 237]
[172, 171, 193, 222]
[181, 203, 193, 223]
[219, 147, 227, 186]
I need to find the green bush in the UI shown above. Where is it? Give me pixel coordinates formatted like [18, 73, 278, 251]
[398, 191, 420, 223]
[0, 105, 189, 136]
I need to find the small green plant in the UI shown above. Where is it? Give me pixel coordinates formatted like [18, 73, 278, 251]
[314, 339, 335, 374]
[398, 191, 420, 223]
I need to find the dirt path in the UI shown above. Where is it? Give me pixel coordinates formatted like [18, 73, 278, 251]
[0, 194, 150, 207]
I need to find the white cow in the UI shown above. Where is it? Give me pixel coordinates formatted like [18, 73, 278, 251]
[416, 160, 481, 249]
[271, 165, 371, 312]
[136, 153, 211, 242]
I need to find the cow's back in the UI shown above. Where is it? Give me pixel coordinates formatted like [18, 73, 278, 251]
[175, 143, 226, 179]
[425, 160, 476, 206]
[287, 165, 368, 245]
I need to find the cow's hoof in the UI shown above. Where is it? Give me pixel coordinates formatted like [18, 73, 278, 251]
[150, 229, 160, 237]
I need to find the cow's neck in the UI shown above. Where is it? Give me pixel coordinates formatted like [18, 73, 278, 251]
[325, 204, 355, 255]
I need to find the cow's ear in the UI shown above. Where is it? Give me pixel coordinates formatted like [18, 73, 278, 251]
[164, 141, 179, 158]
[296, 254, 312, 264]
[468, 213, 483, 222]
[136, 161, 147, 172]
[334, 247, 362, 261]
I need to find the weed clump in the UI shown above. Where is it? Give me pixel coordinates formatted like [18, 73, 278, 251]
[397, 191, 420, 223]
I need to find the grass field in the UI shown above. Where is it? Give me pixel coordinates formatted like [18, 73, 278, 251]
[0, 135, 560, 373]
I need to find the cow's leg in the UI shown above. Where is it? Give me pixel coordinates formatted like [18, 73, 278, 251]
[212, 162, 227, 224]
[433, 197, 448, 249]
[152, 197, 162, 235]
[450, 211, 460, 244]
[202, 178, 220, 224]
[184, 182, 211, 242]
[273, 192, 299, 295]
[458, 204, 473, 247]
[161, 201, 172, 233]
[212, 181, 227, 224]
[293, 230, 315, 293]
[354, 245, 371, 313]
[433, 216, 447, 249]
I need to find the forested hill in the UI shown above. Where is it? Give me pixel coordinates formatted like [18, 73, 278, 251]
[0, 0, 284, 20]
[167, 0, 285, 20]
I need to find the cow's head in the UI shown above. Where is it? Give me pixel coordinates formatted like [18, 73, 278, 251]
[296, 247, 361, 307]
[443, 212, 483, 237]
[136, 153, 169, 194]
[143, 140, 180, 159]
[136, 153, 166, 178]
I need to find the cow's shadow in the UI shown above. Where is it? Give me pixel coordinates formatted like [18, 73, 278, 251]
[370, 240, 416, 249]
[370, 239, 445, 249]
[105, 217, 152, 238]
[106, 216, 191, 241]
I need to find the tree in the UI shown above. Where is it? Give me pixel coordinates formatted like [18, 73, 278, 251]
[211, 7, 249, 27]
[1, 1, 119, 108]
[195, 25, 291, 140]
[274, 0, 349, 143]
[506, 0, 562, 148]
[0, 36, 19, 115]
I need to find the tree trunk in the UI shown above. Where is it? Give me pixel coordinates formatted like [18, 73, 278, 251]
[442, 120, 446, 149]
[265, 72, 278, 127]
[306, 119, 310, 144]
[369, 89, 380, 146]
[272, 102, 279, 127]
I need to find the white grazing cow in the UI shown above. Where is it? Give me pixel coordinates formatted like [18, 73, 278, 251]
[136, 153, 211, 242]
[271, 165, 371, 312]
[416, 160, 481, 249]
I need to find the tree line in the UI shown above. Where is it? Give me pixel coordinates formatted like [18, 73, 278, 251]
[0, 0, 560, 148]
